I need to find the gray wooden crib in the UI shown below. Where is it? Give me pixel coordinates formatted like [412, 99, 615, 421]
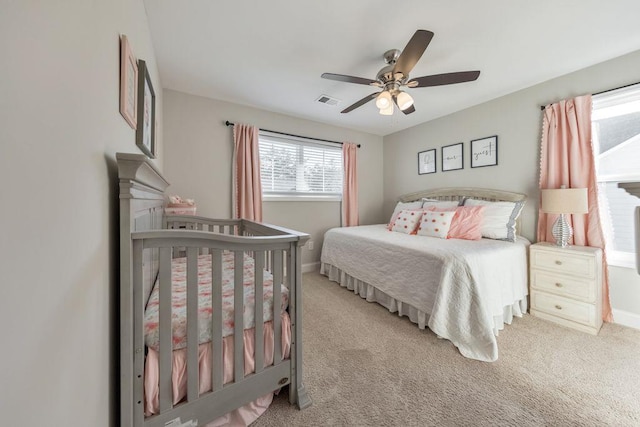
[117, 153, 310, 426]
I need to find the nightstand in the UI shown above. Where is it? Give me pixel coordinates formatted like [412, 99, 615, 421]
[529, 242, 603, 335]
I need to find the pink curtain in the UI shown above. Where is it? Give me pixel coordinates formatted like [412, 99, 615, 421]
[342, 142, 359, 227]
[233, 123, 263, 222]
[537, 95, 612, 322]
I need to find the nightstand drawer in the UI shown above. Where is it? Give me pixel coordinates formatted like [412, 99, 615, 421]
[530, 291, 597, 327]
[530, 250, 596, 279]
[531, 270, 596, 302]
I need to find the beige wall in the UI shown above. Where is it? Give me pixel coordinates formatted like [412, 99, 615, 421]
[163, 89, 384, 266]
[383, 49, 640, 321]
[0, 2, 162, 426]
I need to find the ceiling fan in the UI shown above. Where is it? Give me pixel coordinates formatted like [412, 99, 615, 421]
[321, 30, 480, 115]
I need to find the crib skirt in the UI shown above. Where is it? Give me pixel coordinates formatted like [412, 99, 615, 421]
[144, 314, 291, 426]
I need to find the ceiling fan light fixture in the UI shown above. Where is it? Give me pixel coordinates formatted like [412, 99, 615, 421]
[396, 91, 414, 111]
[375, 91, 392, 109]
[379, 104, 394, 115]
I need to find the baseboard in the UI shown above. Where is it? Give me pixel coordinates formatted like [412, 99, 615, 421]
[612, 308, 640, 330]
[302, 262, 320, 274]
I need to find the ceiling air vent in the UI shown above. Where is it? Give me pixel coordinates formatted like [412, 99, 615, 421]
[316, 94, 340, 107]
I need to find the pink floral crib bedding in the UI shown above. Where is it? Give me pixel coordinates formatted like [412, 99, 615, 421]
[144, 251, 289, 351]
[143, 251, 291, 425]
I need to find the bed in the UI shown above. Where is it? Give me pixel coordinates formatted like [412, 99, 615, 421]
[320, 187, 529, 362]
[117, 153, 311, 427]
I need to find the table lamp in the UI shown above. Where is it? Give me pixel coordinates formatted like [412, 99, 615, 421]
[541, 187, 588, 247]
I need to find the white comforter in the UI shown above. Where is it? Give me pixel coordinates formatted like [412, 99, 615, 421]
[320, 224, 529, 362]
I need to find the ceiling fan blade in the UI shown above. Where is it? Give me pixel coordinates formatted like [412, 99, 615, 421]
[393, 30, 434, 78]
[341, 92, 379, 113]
[408, 71, 481, 88]
[392, 93, 416, 115]
[321, 73, 379, 86]
[402, 104, 415, 115]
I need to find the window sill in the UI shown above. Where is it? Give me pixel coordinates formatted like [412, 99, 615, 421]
[263, 195, 342, 202]
[607, 251, 637, 269]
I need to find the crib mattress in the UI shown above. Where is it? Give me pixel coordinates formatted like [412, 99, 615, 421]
[144, 251, 289, 351]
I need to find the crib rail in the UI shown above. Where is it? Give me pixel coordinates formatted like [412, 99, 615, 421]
[164, 216, 305, 277]
[164, 215, 306, 239]
[126, 227, 308, 427]
[165, 215, 239, 234]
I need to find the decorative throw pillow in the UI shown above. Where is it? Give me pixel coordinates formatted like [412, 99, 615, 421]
[388, 201, 423, 230]
[416, 211, 456, 239]
[391, 209, 423, 234]
[444, 206, 485, 240]
[463, 199, 525, 242]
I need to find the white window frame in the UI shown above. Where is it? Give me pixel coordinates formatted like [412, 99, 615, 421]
[598, 177, 639, 269]
[592, 84, 640, 268]
[258, 131, 343, 202]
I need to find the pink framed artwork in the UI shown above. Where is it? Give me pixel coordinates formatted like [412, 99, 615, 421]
[119, 35, 138, 129]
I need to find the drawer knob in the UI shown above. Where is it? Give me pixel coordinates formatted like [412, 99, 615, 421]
[555, 260, 562, 265]
[555, 282, 563, 288]
[555, 304, 562, 310]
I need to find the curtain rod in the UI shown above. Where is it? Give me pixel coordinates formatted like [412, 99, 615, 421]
[539, 81, 640, 110]
[224, 121, 361, 148]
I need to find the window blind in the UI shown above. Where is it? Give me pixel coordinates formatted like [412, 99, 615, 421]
[259, 132, 343, 197]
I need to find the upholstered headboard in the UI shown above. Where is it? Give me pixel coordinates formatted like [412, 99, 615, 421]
[398, 187, 528, 235]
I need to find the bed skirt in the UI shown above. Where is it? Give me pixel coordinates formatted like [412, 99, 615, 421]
[320, 262, 527, 337]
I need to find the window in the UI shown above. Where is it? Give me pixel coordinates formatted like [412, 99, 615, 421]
[592, 84, 640, 267]
[258, 131, 343, 200]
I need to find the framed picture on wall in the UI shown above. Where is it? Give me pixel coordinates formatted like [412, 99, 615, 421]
[136, 59, 156, 158]
[471, 135, 498, 168]
[442, 142, 463, 171]
[418, 149, 436, 175]
[119, 35, 137, 129]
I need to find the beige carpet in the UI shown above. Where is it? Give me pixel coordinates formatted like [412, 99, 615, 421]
[253, 271, 640, 427]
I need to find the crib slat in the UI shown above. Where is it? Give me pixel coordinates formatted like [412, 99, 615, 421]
[273, 250, 283, 365]
[158, 247, 173, 413]
[266, 250, 272, 273]
[254, 251, 264, 374]
[211, 249, 223, 392]
[186, 247, 199, 402]
[195, 224, 205, 255]
[233, 251, 244, 383]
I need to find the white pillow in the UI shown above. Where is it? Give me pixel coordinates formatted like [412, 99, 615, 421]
[416, 211, 456, 239]
[421, 198, 460, 210]
[391, 209, 423, 234]
[463, 199, 525, 242]
[388, 201, 423, 230]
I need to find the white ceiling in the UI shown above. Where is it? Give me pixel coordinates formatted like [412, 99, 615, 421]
[144, 0, 640, 136]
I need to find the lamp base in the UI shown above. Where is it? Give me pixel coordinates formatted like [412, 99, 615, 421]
[552, 213, 573, 248]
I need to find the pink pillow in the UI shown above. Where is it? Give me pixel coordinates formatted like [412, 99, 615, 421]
[435, 206, 485, 240]
[391, 209, 423, 234]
